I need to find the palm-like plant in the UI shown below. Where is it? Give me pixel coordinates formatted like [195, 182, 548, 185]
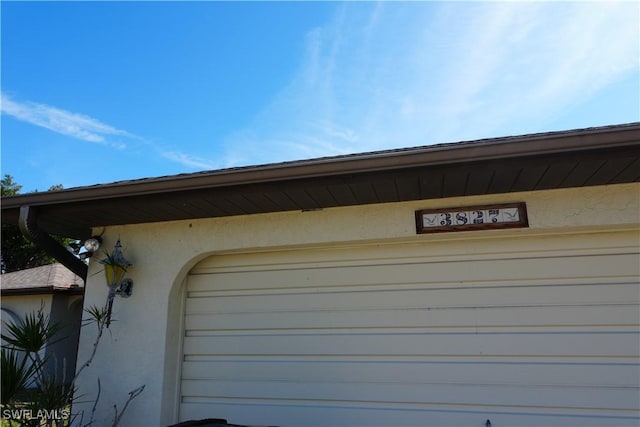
[1, 302, 144, 426]
[1, 305, 62, 355]
[1, 347, 40, 404]
[1, 305, 67, 426]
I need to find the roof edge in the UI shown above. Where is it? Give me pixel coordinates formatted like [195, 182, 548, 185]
[3, 122, 639, 209]
[1, 286, 85, 296]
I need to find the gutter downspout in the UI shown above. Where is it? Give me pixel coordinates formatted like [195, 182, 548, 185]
[18, 206, 88, 280]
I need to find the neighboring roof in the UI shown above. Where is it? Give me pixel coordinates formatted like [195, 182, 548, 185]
[2, 123, 639, 239]
[1, 263, 84, 296]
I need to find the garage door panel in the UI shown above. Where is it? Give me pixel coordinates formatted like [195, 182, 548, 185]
[187, 253, 638, 293]
[181, 359, 639, 388]
[181, 378, 638, 411]
[190, 232, 639, 273]
[180, 233, 640, 426]
[184, 331, 639, 358]
[185, 283, 639, 314]
[185, 304, 639, 332]
[179, 401, 638, 427]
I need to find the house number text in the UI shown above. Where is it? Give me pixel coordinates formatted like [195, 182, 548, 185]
[415, 202, 528, 234]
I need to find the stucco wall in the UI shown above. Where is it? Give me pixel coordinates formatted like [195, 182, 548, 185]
[48, 294, 84, 384]
[73, 183, 640, 427]
[1, 294, 54, 326]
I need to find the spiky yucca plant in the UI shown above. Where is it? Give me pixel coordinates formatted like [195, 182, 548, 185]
[1, 305, 62, 355]
[1, 347, 40, 404]
[1, 305, 68, 426]
[1, 303, 144, 427]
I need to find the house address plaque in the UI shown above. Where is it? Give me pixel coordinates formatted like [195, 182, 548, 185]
[415, 202, 528, 234]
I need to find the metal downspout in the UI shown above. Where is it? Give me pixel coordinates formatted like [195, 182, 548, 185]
[18, 206, 88, 280]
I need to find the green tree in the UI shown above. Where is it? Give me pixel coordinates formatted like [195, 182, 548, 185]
[1, 174, 69, 273]
[1, 174, 22, 196]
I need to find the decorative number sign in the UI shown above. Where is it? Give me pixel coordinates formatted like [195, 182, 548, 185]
[415, 202, 528, 234]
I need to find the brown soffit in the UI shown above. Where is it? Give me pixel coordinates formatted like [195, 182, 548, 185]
[1, 122, 639, 240]
[3, 122, 639, 208]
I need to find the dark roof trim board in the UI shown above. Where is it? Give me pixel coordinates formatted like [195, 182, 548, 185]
[3, 123, 639, 207]
[1, 286, 85, 297]
[2, 123, 639, 240]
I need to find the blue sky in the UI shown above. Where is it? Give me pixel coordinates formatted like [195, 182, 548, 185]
[1, 1, 638, 192]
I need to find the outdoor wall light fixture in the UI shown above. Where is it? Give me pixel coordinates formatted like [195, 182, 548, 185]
[83, 236, 102, 253]
[99, 238, 133, 327]
[69, 236, 103, 260]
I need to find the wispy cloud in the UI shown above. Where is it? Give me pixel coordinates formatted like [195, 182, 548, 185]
[436, 2, 639, 139]
[1, 92, 133, 148]
[4, 2, 637, 179]
[0, 92, 221, 171]
[219, 1, 639, 167]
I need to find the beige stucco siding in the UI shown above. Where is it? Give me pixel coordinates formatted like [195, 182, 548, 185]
[1, 294, 54, 325]
[73, 183, 640, 427]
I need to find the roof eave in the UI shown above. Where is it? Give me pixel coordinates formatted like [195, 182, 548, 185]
[3, 123, 639, 209]
[1, 286, 85, 296]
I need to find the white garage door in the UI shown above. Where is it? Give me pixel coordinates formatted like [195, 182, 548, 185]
[180, 231, 639, 426]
